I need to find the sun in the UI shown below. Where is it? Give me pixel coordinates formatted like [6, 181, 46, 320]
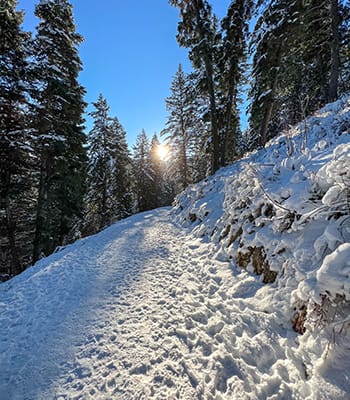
[156, 143, 169, 161]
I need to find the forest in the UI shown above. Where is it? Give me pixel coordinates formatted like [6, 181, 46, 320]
[1, 0, 349, 279]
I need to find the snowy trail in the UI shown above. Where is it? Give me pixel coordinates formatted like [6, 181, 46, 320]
[0, 209, 347, 399]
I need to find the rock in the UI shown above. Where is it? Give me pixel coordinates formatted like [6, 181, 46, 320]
[236, 246, 277, 283]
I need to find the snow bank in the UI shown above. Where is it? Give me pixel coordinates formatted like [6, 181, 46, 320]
[174, 96, 350, 389]
[316, 243, 350, 300]
[176, 96, 350, 303]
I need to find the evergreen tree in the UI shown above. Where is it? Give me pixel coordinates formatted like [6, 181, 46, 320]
[217, 0, 253, 164]
[170, 0, 221, 174]
[191, 112, 211, 182]
[329, 0, 341, 101]
[149, 134, 170, 208]
[132, 130, 154, 212]
[248, 0, 350, 147]
[84, 95, 114, 234]
[163, 66, 211, 189]
[109, 117, 133, 220]
[248, 0, 293, 146]
[301, 0, 349, 103]
[32, 0, 87, 261]
[170, 1, 254, 171]
[162, 65, 194, 192]
[299, 1, 332, 109]
[339, 1, 350, 94]
[84, 97, 132, 235]
[0, 0, 35, 276]
[188, 73, 213, 181]
[149, 134, 163, 208]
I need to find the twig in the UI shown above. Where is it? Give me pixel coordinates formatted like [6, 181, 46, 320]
[324, 317, 350, 359]
[248, 164, 298, 215]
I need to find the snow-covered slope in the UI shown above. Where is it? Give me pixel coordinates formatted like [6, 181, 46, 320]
[0, 98, 349, 399]
[174, 96, 350, 393]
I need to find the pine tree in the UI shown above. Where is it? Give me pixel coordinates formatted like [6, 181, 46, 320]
[248, 0, 293, 146]
[248, 0, 350, 147]
[149, 134, 162, 208]
[339, 1, 350, 94]
[32, 0, 87, 261]
[109, 117, 133, 220]
[132, 130, 154, 212]
[329, 0, 341, 101]
[301, 0, 349, 103]
[170, 0, 221, 174]
[0, 0, 35, 276]
[188, 72, 212, 182]
[84, 97, 132, 235]
[149, 134, 167, 208]
[190, 116, 211, 182]
[217, 0, 253, 164]
[170, 1, 255, 171]
[84, 95, 114, 234]
[162, 65, 194, 192]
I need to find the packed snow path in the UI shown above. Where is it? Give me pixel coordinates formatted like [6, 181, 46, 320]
[0, 209, 347, 399]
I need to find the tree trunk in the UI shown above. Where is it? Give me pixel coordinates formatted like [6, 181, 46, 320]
[260, 43, 282, 146]
[180, 114, 189, 190]
[5, 200, 21, 275]
[194, 2, 219, 175]
[328, 0, 340, 102]
[260, 95, 275, 147]
[204, 57, 220, 175]
[101, 172, 108, 229]
[221, 62, 239, 165]
[32, 150, 48, 264]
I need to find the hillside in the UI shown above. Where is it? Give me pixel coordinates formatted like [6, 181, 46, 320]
[173, 96, 350, 393]
[0, 97, 349, 399]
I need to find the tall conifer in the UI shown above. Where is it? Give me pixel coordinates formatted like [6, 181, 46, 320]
[0, 0, 34, 275]
[218, 0, 253, 163]
[84, 97, 132, 235]
[132, 130, 154, 212]
[109, 117, 133, 221]
[32, 0, 87, 261]
[170, 0, 220, 174]
[162, 65, 194, 192]
[84, 95, 113, 234]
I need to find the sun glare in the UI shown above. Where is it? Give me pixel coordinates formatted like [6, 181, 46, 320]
[156, 144, 169, 161]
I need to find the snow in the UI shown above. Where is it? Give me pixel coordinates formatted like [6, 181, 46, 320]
[1, 207, 346, 399]
[0, 97, 349, 399]
[316, 243, 350, 301]
[173, 96, 350, 396]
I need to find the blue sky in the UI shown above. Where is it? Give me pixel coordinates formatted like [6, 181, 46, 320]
[19, 0, 232, 146]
